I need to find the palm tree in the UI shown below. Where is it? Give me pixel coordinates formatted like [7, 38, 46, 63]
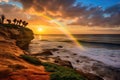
[22, 21, 26, 27]
[16, 20, 19, 25]
[19, 19, 22, 26]
[24, 22, 28, 27]
[22, 21, 28, 27]
[13, 18, 17, 24]
[1, 14, 5, 24]
[6, 19, 11, 24]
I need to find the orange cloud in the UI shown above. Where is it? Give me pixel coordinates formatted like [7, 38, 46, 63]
[0, 0, 9, 2]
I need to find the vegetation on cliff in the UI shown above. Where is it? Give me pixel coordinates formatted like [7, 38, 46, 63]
[20, 54, 42, 65]
[20, 54, 86, 80]
[43, 62, 86, 80]
[0, 14, 34, 50]
[0, 14, 28, 27]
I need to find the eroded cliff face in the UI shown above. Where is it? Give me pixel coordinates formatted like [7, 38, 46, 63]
[0, 26, 34, 50]
[0, 26, 49, 80]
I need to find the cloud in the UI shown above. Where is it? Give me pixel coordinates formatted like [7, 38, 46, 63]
[105, 3, 120, 14]
[0, 0, 9, 2]
[1, 0, 120, 27]
[104, 3, 120, 26]
[14, 0, 76, 16]
[69, 4, 120, 27]
[0, 3, 28, 21]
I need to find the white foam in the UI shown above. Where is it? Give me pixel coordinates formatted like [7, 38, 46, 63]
[29, 40, 120, 68]
[69, 46, 120, 68]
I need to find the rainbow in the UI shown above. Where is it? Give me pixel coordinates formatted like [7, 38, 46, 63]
[30, 11, 85, 50]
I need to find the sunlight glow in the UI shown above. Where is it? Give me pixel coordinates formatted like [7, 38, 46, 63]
[28, 10, 84, 50]
[39, 14, 85, 50]
[38, 27, 44, 32]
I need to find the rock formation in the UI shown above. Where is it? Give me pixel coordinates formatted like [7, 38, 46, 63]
[0, 25, 49, 80]
[0, 25, 34, 50]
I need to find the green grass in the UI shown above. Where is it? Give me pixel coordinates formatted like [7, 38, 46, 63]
[42, 62, 87, 80]
[20, 55, 87, 80]
[20, 54, 41, 66]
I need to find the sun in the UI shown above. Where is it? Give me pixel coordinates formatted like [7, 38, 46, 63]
[38, 27, 44, 32]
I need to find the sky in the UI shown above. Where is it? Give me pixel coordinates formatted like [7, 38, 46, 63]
[0, 0, 120, 34]
[76, 0, 120, 9]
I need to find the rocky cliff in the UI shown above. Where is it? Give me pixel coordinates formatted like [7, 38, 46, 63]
[0, 25, 49, 80]
[0, 25, 34, 50]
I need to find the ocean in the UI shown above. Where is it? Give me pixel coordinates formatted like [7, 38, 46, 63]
[29, 34, 120, 80]
[34, 34, 120, 49]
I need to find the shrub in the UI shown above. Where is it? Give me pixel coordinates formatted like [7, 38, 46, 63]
[42, 62, 86, 80]
[20, 54, 41, 65]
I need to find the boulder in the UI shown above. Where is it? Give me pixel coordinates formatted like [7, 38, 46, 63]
[55, 57, 73, 68]
[58, 45, 63, 48]
[32, 50, 53, 56]
[76, 70, 104, 80]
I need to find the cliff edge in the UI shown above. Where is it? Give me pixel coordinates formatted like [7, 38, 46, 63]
[0, 25, 49, 80]
[0, 24, 34, 50]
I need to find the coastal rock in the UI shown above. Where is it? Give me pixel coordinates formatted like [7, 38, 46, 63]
[0, 26, 49, 80]
[73, 55, 120, 80]
[91, 63, 120, 80]
[0, 41, 50, 80]
[0, 26, 34, 50]
[32, 48, 60, 56]
[58, 45, 63, 48]
[15, 28, 34, 50]
[76, 70, 104, 80]
[32, 50, 53, 56]
[54, 57, 73, 68]
[40, 50, 53, 56]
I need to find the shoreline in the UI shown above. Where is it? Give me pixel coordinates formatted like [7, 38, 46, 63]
[29, 40, 120, 80]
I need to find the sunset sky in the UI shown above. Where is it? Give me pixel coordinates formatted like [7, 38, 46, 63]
[0, 0, 120, 34]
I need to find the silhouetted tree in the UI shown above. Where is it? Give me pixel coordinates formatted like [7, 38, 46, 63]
[22, 21, 26, 27]
[24, 22, 28, 27]
[19, 19, 22, 26]
[1, 14, 5, 24]
[13, 18, 17, 24]
[6, 19, 11, 24]
[16, 20, 19, 25]
[22, 21, 28, 27]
